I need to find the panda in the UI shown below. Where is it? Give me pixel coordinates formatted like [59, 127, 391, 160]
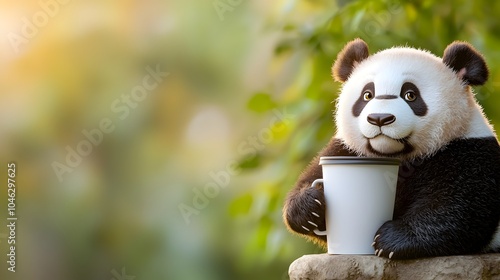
[283, 38, 500, 259]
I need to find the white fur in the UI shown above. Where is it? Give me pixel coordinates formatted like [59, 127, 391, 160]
[465, 102, 495, 138]
[335, 46, 495, 160]
[487, 224, 500, 251]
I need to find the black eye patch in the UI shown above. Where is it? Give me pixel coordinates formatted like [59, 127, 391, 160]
[399, 82, 428, 116]
[352, 82, 374, 117]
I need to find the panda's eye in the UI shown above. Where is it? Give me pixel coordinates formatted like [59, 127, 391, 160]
[363, 91, 374, 101]
[404, 90, 417, 102]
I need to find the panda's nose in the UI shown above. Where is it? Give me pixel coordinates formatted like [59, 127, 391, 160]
[367, 113, 396, 127]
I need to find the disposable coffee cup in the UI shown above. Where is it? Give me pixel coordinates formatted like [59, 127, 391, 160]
[311, 156, 400, 254]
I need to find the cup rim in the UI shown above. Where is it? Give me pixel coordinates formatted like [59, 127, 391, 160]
[319, 156, 401, 166]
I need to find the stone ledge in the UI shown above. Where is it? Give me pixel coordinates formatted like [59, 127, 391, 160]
[289, 253, 500, 280]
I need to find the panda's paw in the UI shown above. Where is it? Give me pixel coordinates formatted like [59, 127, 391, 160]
[285, 183, 326, 236]
[372, 220, 412, 260]
[372, 234, 395, 259]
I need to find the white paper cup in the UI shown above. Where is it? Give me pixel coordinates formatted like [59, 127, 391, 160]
[311, 156, 400, 254]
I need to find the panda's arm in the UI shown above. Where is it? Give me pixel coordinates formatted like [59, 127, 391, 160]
[283, 137, 356, 244]
[373, 137, 500, 259]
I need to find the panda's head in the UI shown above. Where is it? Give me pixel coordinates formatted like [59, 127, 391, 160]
[333, 39, 492, 160]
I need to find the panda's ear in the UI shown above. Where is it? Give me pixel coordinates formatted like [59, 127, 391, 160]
[332, 38, 369, 83]
[442, 41, 489, 86]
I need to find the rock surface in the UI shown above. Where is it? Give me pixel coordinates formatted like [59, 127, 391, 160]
[289, 254, 500, 280]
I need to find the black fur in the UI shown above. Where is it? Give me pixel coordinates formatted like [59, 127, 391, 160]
[375, 95, 398, 100]
[375, 137, 500, 259]
[352, 82, 374, 117]
[332, 38, 369, 82]
[442, 41, 489, 86]
[283, 137, 500, 259]
[399, 82, 427, 116]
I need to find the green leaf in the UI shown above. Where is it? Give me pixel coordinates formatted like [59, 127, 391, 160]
[238, 154, 262, 170]
[247, 93, 277, 113]
[275, 42, 293, 54]
[251, 216, 273, 250]
[228, 193, 253, 217]
[283, 24, 296, 31]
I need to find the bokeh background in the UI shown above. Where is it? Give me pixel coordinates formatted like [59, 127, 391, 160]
[1, 0, 500, 279]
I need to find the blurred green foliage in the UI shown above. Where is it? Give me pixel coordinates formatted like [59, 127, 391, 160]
[0, 1, 499, 280]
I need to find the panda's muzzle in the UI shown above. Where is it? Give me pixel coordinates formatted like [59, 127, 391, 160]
[367, 113, 396, 127]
